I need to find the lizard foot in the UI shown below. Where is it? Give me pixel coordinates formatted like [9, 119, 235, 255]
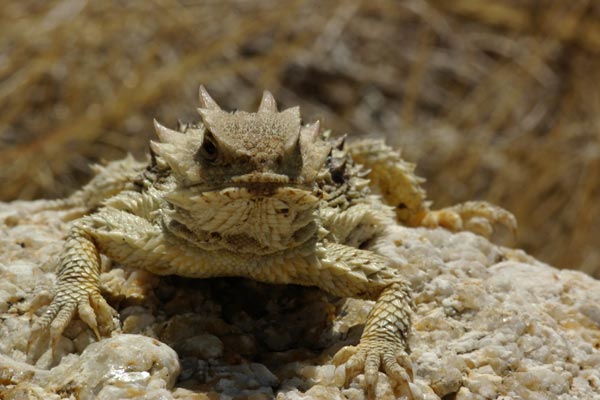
[333, 340, 414, 400]
[421, 200, 517, 238]
[28, 287, 117, 364]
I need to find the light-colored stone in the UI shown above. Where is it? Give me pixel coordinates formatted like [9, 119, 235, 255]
[0, 334, 179, 400]
[1, 204, 600, 399]
[48, 334, 179, 400]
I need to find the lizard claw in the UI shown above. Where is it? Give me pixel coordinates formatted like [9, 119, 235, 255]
[28, 288, 117, 364]
[333, 341, 414, 399]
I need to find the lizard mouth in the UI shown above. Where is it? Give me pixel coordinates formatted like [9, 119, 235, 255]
[182, 172, 311, 194]
[226, 171, 311, 194]
[230, 171, 290, 185]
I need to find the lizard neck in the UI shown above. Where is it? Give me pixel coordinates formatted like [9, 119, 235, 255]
[163, 186, 321, 255]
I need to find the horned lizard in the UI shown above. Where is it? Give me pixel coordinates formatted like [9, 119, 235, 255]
[27, 86, 516, 398]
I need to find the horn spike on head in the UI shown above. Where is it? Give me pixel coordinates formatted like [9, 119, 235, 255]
[198, 85, 222, 110]
[307, 120, 320, 141]
[150, 140, 171, 159]
[258, 90, 278, 113]
[197, 108, 211, 120]
[332, 133, 347, 150]
[153, 119, 182, 143]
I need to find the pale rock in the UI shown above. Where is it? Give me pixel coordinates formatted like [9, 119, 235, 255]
[278, 386, 347, 400]
[303, 385, 347, 400]
[121, 305, 157, 335]
[1, 204, 600, 399]
[298, 364, 345, 387]
[464, 365, 502, 398]
[340, 387, 365, 400]
[0, 335, 179, 400]
[46, 334, 180, 400]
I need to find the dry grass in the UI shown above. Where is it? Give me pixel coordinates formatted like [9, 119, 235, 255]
[0, 0, 599, 277]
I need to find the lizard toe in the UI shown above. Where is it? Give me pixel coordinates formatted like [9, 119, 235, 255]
[453, 201, 517, 237]
[421, 209, 463, 231]
[27, 297, 77, 365]
[28, 288, 117, 364]
[345, 349, 367, 385]
[331, 344, 358, 366]
[344, 339, 414, 400]
[49, 301, 78, 349]
[421, 201, 517, 239]
[78, 291, 118, 339]
[384, 350, 414, 399]
[364, 351, 381, 394]
[464, 216, 493, 238]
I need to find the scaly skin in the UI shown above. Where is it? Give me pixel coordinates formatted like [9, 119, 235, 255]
[29, 87, 516, 398]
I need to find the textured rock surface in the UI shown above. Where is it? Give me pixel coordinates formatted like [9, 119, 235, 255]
[1, 202, 599, 399]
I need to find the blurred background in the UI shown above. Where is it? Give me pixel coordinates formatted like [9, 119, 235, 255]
[0, 0, 598, 277]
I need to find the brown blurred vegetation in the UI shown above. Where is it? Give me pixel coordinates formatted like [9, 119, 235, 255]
[0, 0, 599, 277]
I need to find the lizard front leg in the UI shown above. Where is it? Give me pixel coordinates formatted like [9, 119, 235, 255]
[29, 224, 117, 362]
[319, 243, 414, 399]
[334, 281, 413, 398]
[248, 242, 414, 399]
[28, 192, 253, 362]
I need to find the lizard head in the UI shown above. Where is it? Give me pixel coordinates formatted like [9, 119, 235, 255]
[150, 86, 331, 191]
[150, 86, 330, 253]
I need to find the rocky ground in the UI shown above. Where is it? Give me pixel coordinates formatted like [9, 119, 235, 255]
[0, 201, 599, 400]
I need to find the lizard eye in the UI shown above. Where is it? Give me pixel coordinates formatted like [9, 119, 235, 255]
[198, 134, 219, 163]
